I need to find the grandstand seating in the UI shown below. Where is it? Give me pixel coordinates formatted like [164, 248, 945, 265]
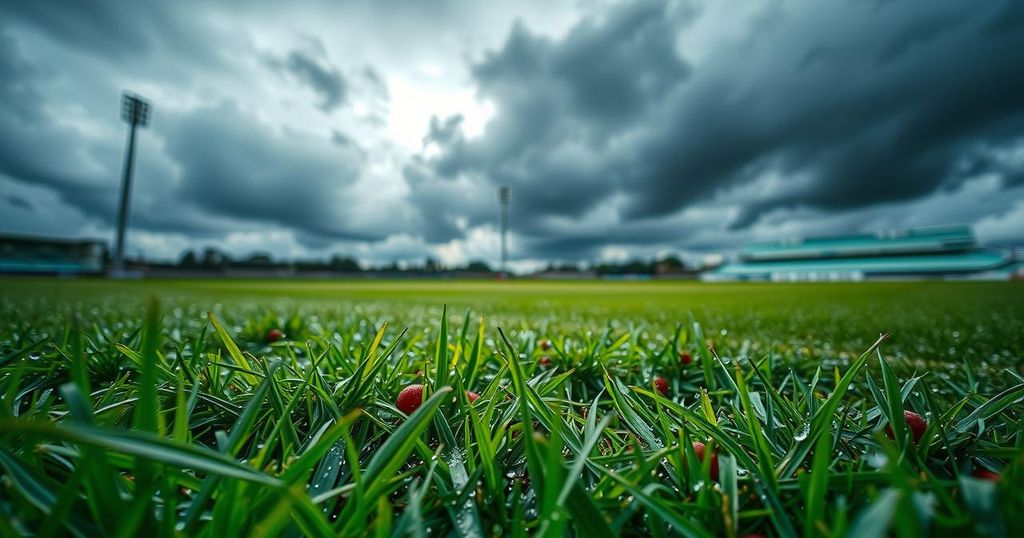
[0, 235, 107, 275]
[708, 226, 1020, 281]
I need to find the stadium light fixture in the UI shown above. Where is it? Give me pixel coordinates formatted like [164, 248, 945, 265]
[499, 186, 511, 277]
[113, 92, 151, 272]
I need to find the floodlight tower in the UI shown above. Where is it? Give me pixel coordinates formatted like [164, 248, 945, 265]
[113, 93, 151, 271]
[499, 186, 511, 276]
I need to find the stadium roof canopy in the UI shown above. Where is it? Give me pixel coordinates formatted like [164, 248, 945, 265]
[717, 251, 1009, 277]
[740, 225, 974, 262]
[710, 226, 1020, 281]
[0, 234, 107, 275]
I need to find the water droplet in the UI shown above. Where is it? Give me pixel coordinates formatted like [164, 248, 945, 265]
[794, 423, 810, 442]
[865, 451, 888, 468]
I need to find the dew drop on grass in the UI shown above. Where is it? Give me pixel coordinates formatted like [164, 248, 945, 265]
[865, 451, 888, 468]
[794, 423, 811, 442]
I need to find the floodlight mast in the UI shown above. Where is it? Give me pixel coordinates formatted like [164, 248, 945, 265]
[499, 186, 511, 277]
[113, 93, 150, 272]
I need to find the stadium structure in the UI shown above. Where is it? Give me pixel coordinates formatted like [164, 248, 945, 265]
[704, 226, 1024, 282]
[0, 234, 107, 275]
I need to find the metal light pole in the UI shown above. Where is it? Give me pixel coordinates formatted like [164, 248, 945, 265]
[499, 186, 511, 277]
[113, 93, 151, 272]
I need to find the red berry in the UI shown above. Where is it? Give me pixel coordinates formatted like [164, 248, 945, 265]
[691, 441, 719, 477]
[396, 384, 424, 415]
[654, 376, 669, 395]
[539, 339, 551, 351]
[539, 356, 552, 367]
[904, 411, 928, 442]
[266, 329, 284, 342]
[679, 352, 693, 366]
[885, 410, 927, 443]
[971, 468, 1000, 481]
[466, 390, 480, 403]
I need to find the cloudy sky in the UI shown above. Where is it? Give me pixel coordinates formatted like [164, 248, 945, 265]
[2, 0, 1023, 270]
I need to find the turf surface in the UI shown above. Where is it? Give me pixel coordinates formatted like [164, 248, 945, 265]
[0, 278, 1022, 536]
[4, 278, 1023, 373]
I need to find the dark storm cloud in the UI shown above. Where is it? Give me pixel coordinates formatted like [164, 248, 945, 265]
[6, 1, 173, 57]
[360, 66, 389, 100]
[0, 29, 230, 237]
[0, 0, 411, 250]
[3, 194, 34, 212]
[3, 0, 1022, 264]
[3, 0, 224, 69]
[332, 130, 356, 147]
[408, 0, 692, 248]
[982, 1, 1024, 35]
[0, 31, 121, 227]
[517, 220, 700, 260]
[424, 115, 464, 148]
[0, 33, 37, 122]
[0, 27, 378, 244]
[162, 102, 382, 242]
[409, 0, 1024, 258]
[274, 47, 348, 112]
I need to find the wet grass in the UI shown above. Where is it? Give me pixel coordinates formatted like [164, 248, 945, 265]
[0, 278, 1022, 536]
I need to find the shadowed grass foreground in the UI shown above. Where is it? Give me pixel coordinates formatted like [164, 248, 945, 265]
[0, 279, 1022, 536]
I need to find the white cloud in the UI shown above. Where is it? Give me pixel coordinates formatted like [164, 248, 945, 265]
[434, 226, 502, 267]
[976, 197, 1024, 244]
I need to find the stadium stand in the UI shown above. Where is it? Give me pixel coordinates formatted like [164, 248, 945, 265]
[705, 226, 1023, 281]
[0, 234, 107, 275]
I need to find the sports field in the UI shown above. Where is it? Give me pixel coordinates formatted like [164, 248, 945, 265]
[1, 278, 1022, 536]
[4, 279, 1023, 372]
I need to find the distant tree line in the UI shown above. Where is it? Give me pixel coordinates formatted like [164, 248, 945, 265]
[149, 248, 710, 277]
[172, 248, 494, 274]
[541, 255, 708, 276]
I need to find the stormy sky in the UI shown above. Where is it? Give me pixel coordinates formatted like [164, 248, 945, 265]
[2, 0, 1023, 270]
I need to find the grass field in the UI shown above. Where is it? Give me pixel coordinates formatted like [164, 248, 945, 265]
[1, 278, 1022, 536]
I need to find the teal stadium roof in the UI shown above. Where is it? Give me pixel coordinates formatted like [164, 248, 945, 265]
[740, 225, 975, 261]
[716, 251, 1011, 278]
[712, 226, 1018, 280]
[0, 235, 105, 275]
